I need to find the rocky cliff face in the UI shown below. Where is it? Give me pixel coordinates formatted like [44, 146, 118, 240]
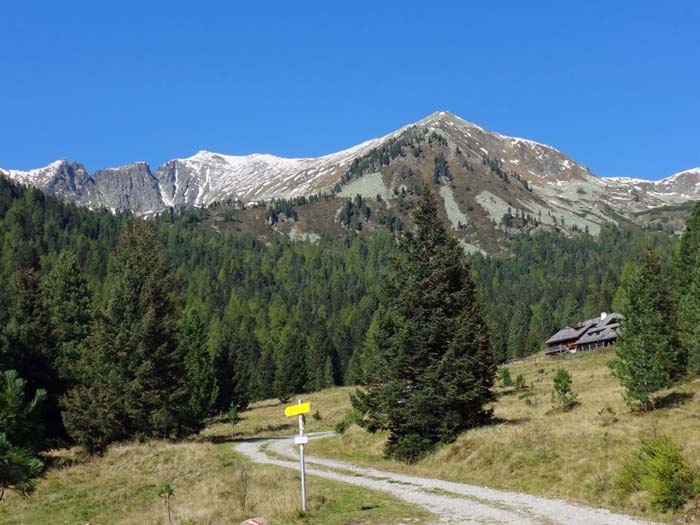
[90, 163, 162, 213]
[1, 111, 698, 234]
[0, 160, 163, 214]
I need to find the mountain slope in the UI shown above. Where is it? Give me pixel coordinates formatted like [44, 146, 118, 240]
[2, 111, 698, 250]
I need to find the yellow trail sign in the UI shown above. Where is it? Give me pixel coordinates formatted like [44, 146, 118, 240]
[284, 402, 311, 417]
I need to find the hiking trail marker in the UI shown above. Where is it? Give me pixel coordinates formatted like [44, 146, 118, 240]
[285, 399, 310, 512]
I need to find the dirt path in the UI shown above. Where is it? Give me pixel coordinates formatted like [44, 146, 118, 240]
[235, 433, 656, 525]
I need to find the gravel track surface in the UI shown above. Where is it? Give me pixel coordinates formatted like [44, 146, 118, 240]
[236, 432, 657, 525]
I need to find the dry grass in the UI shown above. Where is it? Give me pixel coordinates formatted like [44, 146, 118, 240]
[7, 352, 700, 523]
[308, 350, 700, 522]
[199, 387, 356, 444]
[0, 387, 430, 525]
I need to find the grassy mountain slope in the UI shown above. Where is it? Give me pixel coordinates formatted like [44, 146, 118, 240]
[309, 350, 700, 523]
[0, 387, 430, 525]
[7, 351, 699, 523]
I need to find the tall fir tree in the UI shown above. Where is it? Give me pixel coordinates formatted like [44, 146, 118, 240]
[2, 269, 62, 439]
[42, 252, 92, 386]
[212, 309, 255, 411]
[273, 322, 307, 402]
[677, 266, 700, 375]
[675, 202, 700, 290]
[507, 306, 529, 359]
[178, 308, 218, 428]
[352, 185, 495, 462]
[676, 203, 700, 376]
[306, 321, 336, 391]
[610, 246, 676, 410]
[62, 220, 194, 452]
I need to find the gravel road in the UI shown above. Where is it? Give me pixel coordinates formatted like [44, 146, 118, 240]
[235, 432, 657, 525]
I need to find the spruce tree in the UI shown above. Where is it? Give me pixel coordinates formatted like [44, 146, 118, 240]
[526, 301, 553, 355]
[507, 306, 529, 358]
[676, 203, 700, 376]
[213, 310, 255, 411]
[677, 270, 700, 375]
[0, 370, 46, 499]
[675, 202, 700, 290]
[62, 220, 193, 452]
[322, 356, 335, 389]
[42, 252, 92, 391]
[179, 308, 218, 428]
[274, 323, 306, 402]
[610, 247, 675, 410]
[352, 185, 495, 462]
[306, 322, 336, 391]
[3, 269, 61, 438]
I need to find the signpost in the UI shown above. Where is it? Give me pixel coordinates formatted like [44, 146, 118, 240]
[284, 399, 310, 513]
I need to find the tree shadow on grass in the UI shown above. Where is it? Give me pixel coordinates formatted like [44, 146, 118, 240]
[202, 422, 295, 444]
[654, 391, 694, 410]
[41, 452, 87, 470]
[487, 416, 531, 427]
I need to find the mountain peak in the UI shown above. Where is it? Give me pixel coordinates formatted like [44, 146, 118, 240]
[416, 110, 482, 130]
[669, 167, 700, 178]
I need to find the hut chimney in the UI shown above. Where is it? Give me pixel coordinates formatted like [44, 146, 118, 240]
[600, 312, 607, 321]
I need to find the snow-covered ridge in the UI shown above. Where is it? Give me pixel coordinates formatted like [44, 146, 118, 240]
[604, 176, 648, 184]
[3, 159, 68, 186]
[662, 167, 700, 182]
[2, 110, 699, 217]
[499, 134, 562, 154]
[160, 128, 406, 207]
[605, 168, 700, 186]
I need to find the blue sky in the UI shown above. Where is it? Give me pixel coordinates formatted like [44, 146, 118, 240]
[1, 1, 698, 180]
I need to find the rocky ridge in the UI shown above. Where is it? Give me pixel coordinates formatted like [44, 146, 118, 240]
[2, 111, 697, 249]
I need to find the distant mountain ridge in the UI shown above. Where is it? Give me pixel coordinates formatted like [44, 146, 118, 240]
[1, 111, 698, 250]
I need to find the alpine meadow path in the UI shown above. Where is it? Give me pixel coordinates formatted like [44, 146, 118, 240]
[235, 433, 656, 525]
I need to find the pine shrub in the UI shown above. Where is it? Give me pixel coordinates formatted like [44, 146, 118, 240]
[551, 368, 578, 411]
[228, 403, 240, 427]
[617, 435, 696, 511]
[597, 405, 617, 426]
[335, 408, 361, 434]
[499, 367, 514, 387]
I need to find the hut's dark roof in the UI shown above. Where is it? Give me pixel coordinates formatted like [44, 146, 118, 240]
[545, 313, 623, 347]
[545, 319, 596, 345]
[576, 323, 621, 345]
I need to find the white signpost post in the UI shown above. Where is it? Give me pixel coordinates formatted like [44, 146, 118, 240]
[284, 399, 310, 513]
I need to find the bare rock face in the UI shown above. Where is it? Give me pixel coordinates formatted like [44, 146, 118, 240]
[0, 160, 164, 214]
[91, 163, 163, 213]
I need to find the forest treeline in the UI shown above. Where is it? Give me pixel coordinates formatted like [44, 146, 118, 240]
[0, 175, 678, 455]
[473, 226, 676, 361]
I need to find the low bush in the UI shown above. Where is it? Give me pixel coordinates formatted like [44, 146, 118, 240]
[597, 405, 617, 426]
[499, 367, 514, 387]
[551, 368, 578, 411]
[617, 435, 697, 511]
[334, 408, 361, 434]
[228, 403, 240, 433]
[518, 390, 540, 407]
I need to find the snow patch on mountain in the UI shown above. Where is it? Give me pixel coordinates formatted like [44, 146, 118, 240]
[4, 159, 67, 186]
[2, 110, 699, 223]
